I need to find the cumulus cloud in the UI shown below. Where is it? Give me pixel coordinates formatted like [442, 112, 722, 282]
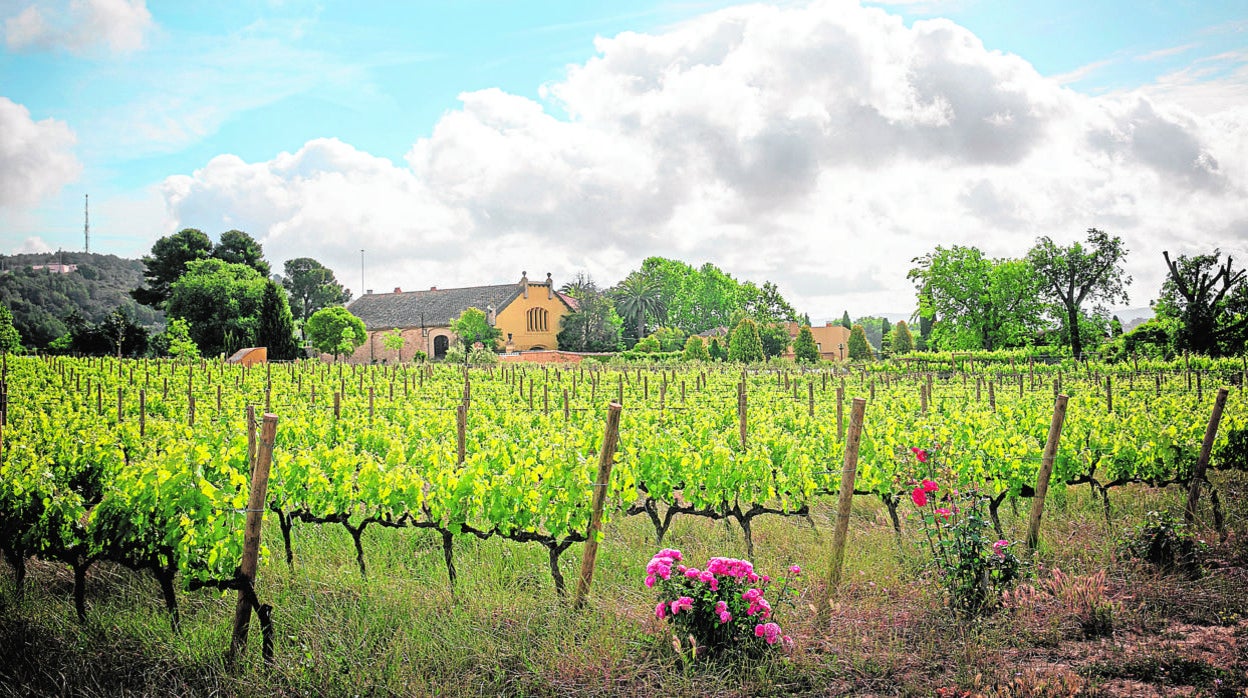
[0, 96, 80, 208]
[160, 0, 1248, 316]
[4, 0, 152, 55]
[16, 236, 52, 253]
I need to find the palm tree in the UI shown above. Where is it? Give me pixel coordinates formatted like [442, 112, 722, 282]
[612, 274, 664, 344]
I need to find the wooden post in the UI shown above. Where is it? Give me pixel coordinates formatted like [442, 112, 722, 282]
[368, 387, 374, 421]
[836, 386, 845, 440]
[139, 389, 146, 437]
[228, 413, 278, 663]
[116, 387, 124, 423]
[563, 389, 570, 422]
[572, 402, 623, 610]
[1105, 376, 1112, 414]
[820, 397, 866, 619]
[456, 404, 467, 465]
[988, 380, 996, 411]
[808, 381, 814, 418]
[246, 406, 257, 468]
[1185, 388, 1229, 526]
[1026, 394, 1070, 550]
[920, 383, 927, 414]
[333, 392, 341, 419]
[738, 381, 748, 450]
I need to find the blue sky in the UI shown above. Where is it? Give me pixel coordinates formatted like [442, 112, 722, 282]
[1, 0, 1245, 317]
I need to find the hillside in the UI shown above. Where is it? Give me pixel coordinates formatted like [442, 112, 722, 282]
[0, 252, 161, 349]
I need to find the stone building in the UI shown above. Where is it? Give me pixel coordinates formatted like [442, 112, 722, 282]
[782, 321, 852, 361]
[344, 272, 576, 362]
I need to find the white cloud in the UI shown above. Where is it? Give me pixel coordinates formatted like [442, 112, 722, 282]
[160, 0, 1248, 317]
[4, 0, 152, 55]
[0, 96, 80, 208]
[16, 235, 52, 253]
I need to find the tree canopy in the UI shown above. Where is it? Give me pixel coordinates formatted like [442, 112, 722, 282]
[133, 228, 271, 309]
[847, 324, 873, 361]
[281, 257, 352, 329]
[0, 303, 22, 354]
[793, 325, 819, 363]
[909, 246, 1044, 351]
[167, 259, 267, 358]
[557, 273, 623, 352]
[307, 306, 367, 359]
[256, 280, 302, 361]
[450, 307, 502, 354]
[728, 318, 764, 363]
[1027, 229, 1130, 359]
[1158, 249, 1248, 357]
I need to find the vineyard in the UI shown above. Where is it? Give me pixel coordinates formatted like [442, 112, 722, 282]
[2, 354, 1247, 694]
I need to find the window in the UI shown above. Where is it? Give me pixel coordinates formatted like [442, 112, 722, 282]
[526, 307, 548, 333]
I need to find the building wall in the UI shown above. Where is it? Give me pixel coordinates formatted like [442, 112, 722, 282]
[347, 326, 457, 363]
[784, 322, 853, 361]
[495, 283, 570, 351]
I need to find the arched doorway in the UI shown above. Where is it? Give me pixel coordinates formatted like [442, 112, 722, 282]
[434, 335, 449, 359]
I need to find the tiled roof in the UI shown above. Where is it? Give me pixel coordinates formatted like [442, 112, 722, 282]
[347, 284, 524, 330]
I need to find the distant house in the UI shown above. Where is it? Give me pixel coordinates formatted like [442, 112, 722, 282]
[29, 263, 78, 274]
[344, 272, 577, 362]
[782, 321, 852, 362]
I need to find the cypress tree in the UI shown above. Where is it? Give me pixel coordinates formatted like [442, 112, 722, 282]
[847, 323, 873, 361]
[257, 280, 302, 360]
[840, 310, 851, 329]
[891, 320, 915, 355]
[728, 318, 764, 363]
[793, 325, 819, 364]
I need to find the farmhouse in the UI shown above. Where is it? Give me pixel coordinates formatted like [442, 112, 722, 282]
[782, 321, 852, 362]
[344, 272, 576, 363]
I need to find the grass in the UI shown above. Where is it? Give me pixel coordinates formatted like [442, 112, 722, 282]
[2, 474, 1247, 697]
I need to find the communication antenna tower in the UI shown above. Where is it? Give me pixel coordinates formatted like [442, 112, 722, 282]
[84, 194, 90, 253]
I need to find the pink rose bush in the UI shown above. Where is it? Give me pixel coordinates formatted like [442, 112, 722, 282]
[646, 548, 798, 657]
[905, 446, 1025, 617]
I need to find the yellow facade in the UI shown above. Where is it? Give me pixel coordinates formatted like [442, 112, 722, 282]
[495, 279, 570, 351]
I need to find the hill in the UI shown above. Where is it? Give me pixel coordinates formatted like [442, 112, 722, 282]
[0, 252, 161, 349]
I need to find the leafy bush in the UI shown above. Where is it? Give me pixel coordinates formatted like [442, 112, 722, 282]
[907, 448, 1024, 617]
[646, 549, 798, 659]
[467, 347, 498, 364]
[1117, 510, 1204, 575]
[1215, 428, 1248, 471]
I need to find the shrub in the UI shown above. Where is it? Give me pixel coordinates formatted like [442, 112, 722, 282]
[646, 549, 798, 658]
[1117, 510, 1205, 576]
[907, 448, 1024, 617]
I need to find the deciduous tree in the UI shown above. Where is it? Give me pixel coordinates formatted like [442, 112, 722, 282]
[1027, 229, 1130, 359]
[307, 306, 367, 360]
[1159, 249, 1248, 356]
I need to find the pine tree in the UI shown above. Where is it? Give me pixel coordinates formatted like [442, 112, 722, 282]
[793, 325, 819, 364]
[891, 320, 915, 355]
[728, 318, 764, 363]
[848, 324, 873, 361]
[840, 310, 851, 329]
[257, 280, 301, 361]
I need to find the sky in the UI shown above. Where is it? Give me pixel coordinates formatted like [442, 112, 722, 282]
[1, 0, 1246, 322]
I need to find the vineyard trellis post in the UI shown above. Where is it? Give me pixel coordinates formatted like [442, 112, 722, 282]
[1185, 387, 1229, 528]
[1026, 394, 1069, 551]
[228, 412, 278, 665]
[573, 402, 622, 610]
[820, 396, 866, 621]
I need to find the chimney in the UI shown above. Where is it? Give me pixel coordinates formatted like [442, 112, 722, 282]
[430, 286, 437, 291]
[546, 272, 553, 300]
[520, 271, 529, 299]
[394, 287, 402, 294]
[487, 304, 496, 325]
[826, 321, 834, 327]
[366, 289, 373, 295]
